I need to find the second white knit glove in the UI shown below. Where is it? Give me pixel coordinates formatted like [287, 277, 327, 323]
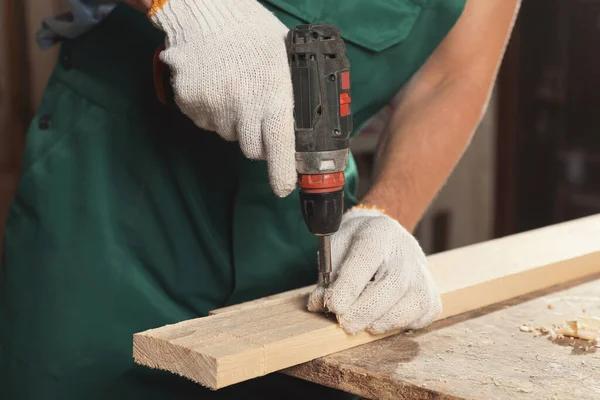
[149, 0, 296, 197]
[308, 206, 442, 334]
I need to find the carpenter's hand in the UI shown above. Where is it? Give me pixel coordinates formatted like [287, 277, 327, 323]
[308, 206, 442, 334]
[150, 0, 296, 197]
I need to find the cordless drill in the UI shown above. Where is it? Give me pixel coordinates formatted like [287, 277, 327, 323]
[286, 25, 353, 288]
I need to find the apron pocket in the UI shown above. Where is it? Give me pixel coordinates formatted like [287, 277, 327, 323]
[262, 0, 425, 52]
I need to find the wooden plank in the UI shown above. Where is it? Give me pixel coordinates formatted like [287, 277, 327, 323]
[285, 274, 600, 399]
[133, 214, 600, 390]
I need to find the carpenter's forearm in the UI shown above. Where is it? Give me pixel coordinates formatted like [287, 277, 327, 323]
[123, 0, 153, 13]
[361, 75, 488, 232]
[361, 0, 520, 232]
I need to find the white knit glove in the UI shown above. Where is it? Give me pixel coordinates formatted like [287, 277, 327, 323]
[308, 206, 442, 334]
[149, 0, 296, 197]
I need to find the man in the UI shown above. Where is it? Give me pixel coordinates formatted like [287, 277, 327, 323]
[0, 0, 520, 398]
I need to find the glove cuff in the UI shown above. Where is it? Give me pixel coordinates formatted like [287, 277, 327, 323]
[346, 204, 390, 218]
[148, 0, 265, 44]
[345, 204, 424, 252]
[346, 204, 414, 233]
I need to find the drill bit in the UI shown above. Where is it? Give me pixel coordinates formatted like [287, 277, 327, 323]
[318, 235, 332, 288]
[318, 235, 333, 315]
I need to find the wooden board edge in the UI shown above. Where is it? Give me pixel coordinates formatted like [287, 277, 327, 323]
[438, 251, 600, 319]
[263, 324, 396, 375]
[132, 332, 220, 390]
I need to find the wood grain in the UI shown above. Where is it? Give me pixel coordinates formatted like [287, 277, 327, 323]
[133, 214, 600, 390]
[208, 286, 314, 316]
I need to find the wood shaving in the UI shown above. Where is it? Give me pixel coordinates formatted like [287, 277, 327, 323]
[520, 324, 533, 332]
[518, 316, 599, 345]
[554, 316, 600, 341]
[555, 320, 578, 337]
[522, 325, 550, 337]
[575, 316, 600, 341]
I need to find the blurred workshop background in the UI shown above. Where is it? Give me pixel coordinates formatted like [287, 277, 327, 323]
[1, 0, 598, 256]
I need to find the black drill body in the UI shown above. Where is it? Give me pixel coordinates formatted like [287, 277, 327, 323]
[287, 24, 353, 153]
[287, 24, 353, 285]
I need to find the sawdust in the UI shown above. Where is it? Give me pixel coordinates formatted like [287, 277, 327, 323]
[519, 315, 600, 348]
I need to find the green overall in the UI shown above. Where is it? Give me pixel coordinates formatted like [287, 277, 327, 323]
[1, 1, 464, 399]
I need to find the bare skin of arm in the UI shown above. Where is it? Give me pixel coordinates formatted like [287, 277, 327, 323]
[362, 0, 521, 232]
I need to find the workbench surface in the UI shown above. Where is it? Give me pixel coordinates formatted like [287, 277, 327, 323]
[285, 275, 600, 399]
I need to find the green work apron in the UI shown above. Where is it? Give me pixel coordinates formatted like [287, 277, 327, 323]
[0, 1, 465, 399]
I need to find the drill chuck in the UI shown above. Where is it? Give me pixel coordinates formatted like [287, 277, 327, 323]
[298, 173, 345, 235]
